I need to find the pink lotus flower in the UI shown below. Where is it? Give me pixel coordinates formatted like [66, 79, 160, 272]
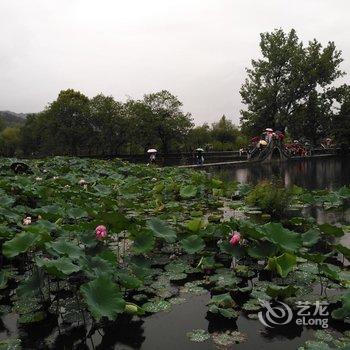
[95, 225, 107, 239]
[229, 231, 241, 246]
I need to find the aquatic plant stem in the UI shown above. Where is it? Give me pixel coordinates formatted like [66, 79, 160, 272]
[75, 287, 87, 329]
[317, 264, 323, 295]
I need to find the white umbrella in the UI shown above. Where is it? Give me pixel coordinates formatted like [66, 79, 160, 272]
[196, 148, 204, 152]
[265, 128, 273, 132]
[147, 149, 157, 153]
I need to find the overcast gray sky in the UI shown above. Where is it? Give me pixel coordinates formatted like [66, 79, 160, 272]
[1, 0, 350, 124]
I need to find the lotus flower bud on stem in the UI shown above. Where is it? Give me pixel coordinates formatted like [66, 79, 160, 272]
[229, 231, 241, 246]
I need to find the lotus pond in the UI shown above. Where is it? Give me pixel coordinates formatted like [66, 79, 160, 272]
[0, 157, 349, 350]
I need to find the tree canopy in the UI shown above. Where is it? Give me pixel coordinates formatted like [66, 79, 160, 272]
[240, 28, 345, 141]
[14, 89, 243, 157]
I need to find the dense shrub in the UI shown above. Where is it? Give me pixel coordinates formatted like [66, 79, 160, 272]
[245, 181, 291, 217]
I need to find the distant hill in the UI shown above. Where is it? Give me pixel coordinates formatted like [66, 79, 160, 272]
[0, 111, 27, 128]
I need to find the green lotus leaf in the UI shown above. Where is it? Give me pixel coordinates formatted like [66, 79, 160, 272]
[98, 249, 117, 264]
[166, 272, 187, 280]
[210, 273, 241, 290]
[301, 252, 331, 264]
[186, 218, 205, 232]
[239, 221, 265, 240]
[164, 261, 190, 273]
[0, 338, 21, 349]
[242, 299, 261, 311]
[142, 299, 171, 313]
[147, 218, 177, 243]
[313, 330, 334, 343]
[266, 253, 297, 278]
[36, 204, 64, 220]
[36, 257, 80, 277]
[0, 270, 8, 289]
[289, 217, 309, 227]
[180, 235, 205, 254]
[0, 225, 11, 239]
[46, 239, 84, 259]
[234, 264, 254, 278]
[319, 263, 341, 281]
[212, 330, 247, 346]
[339, 270, 350, 282]
[218, 241, 245, 258]
[66, 207, 88, 219]
[98, 212, 131, 233]
[12, 295, 41, 316]
[0, 207, 21, 223]
[208, 293, 235, 308]
[186, 329, 210, 342]
[180, 281, 206, 295]
[128, 256, 153, 279]
[190, 210, 203, 217]
[334, 244, 350, 260]
[117, 272, 142, 289]
[3, 232, 40, 258]
[197, 255, 217, 270]
[247, 241, 277, 258]
[262, 222, 302, 252]
[180, 185, 197, 199]
[332, 290, 350, 320]
[169, 297, 186, 305]
[18, 311, 46, 324]
[318, 223, 344, 237]
[79, 255, 115, 278]
[208, 304, 238, 319]
[302, 229, 321, 247]
[81, 274, 125, 321]
[132, 230, 155, 254]
[16, 269, 44, 297]
[266, 285, 299, 299]
[28, 220, 57, 232]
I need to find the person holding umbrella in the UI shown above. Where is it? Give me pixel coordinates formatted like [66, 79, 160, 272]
[195, 148, 205, 165]
[147, 148, 157, 165]
[265, 128, 274, 142]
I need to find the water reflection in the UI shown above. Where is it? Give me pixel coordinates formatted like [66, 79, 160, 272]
[213, 156, 350, 190]
[303, 206, 350, 225]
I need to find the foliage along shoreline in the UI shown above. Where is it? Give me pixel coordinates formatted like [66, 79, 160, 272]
[1, 29, 350, 158]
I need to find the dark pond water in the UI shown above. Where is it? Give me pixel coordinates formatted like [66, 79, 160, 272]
[211, 156, 350, 191]
[1, 156, 350, 350]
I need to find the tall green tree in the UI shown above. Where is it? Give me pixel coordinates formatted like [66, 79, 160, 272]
[330, 84, 350, 147]
[128, 90, 193, 152]
[240, 29, 344, 138]
[0, 118, 5, 132]
[48, 89, 92, 155]
[90, 94, 129, 155]
[287, 90, 332, 144]
[20, 113, 44, 155]
[211, 115, 239, 144]
[0, 126, 21, 156]
[125, 99, 157, 153]
[186, 123, 212, 149]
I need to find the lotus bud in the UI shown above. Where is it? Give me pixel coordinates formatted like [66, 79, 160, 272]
[95, 225, 107, 239]
[229, 231, 241, 246]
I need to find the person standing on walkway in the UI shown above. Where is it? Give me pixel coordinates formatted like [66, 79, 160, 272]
[195, 148, 205, 165]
